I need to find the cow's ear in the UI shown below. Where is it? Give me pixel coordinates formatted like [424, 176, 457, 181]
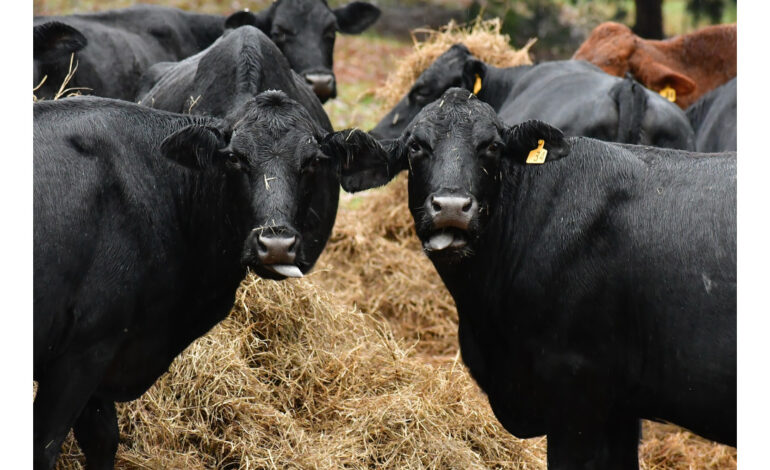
[322, 129, 405, 192]
[160, 125, 226, 170]
[504, 120, 570, 165]
[333, 2, 381, 35]
[635, 61, 696, 98]
[225, 10, 271, 33]
[34, 22, 87, 62]
[461, 57, 487, 94]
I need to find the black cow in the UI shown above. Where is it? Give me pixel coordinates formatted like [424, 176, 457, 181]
[34, 1, 379, 103]
[33, 93, 383, 469]
[224, 0, 380, 102]
[371, 44, 695, 150]
[346, 88, 736, 469]
[686, 77, 737, 153]
[136, 25, 331, 133]
[34, 5, 224, 100]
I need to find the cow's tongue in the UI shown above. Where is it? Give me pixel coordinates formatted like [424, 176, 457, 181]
[426, 232, 455, 251]
[268, 264, 303, 278]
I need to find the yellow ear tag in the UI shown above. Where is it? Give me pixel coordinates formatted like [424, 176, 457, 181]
[526, 139, 547, 165]
[659, 85, 676, 102]
[473, 74, 482, 95]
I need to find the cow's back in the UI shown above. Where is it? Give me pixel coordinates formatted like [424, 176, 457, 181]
[687, 78, 737, 152]
[497, 61, 694, 149]
[138, 26, 333, 131]
[34, 5, 223, 100]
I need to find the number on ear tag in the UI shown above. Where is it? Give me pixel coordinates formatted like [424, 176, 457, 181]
[659, 85, 676, 102]
[526, 139, 547, 165]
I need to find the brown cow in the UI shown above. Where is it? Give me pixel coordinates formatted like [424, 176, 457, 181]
[573, 22, 736, 109]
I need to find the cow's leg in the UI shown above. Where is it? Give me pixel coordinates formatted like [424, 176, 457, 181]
[546, 415, 640, 470]
[73, 396, 118, 470]
[33, 343, 117, 470]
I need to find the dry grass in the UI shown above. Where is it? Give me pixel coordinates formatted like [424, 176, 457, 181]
[374, 18, 536, 109]
[55, 274, 547, 469]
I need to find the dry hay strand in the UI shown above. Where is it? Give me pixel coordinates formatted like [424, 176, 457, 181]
[640, 422, 736, 470]
[374, 17, 535, 110]
[54, 273, 546, 469]
[33, 53, 91, 102]
[314, 176, 459, 359]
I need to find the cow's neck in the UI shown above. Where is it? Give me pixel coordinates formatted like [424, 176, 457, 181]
[477, 65, 532, 112]
[172, 167, 250, 293]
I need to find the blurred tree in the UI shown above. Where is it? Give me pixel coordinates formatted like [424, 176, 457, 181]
[687, 0, 736, 23]
[632, 0, 664, 39]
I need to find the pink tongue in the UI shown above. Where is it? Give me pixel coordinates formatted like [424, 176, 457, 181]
[427, 232, 454, 251]
[270, 264, 303, 278]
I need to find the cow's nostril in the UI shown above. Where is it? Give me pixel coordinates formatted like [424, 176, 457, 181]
[462, 199, 472, 212]
[432, 200, 442, 212]
[257, 237, 268, 253]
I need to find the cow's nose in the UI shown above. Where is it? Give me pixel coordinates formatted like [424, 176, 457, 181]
[257, 234, 297, 265]
[304, 73, 335, 100]
[426, 195, 477, 230]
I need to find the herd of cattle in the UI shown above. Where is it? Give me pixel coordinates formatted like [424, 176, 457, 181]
[33, 2, 737, 469]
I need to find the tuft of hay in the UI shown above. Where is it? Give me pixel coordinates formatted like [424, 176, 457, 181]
[314, 176, 459, 358]
[374, 18, 536, 109]
[55, 274, 546, 469]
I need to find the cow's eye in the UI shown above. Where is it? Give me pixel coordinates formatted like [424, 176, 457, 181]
[323, 27, 336, 40]
[228, 153, 240, 165]
[487, 142, 501, 153]
[408, 141, 422, 155]
[304, 153, 328, 172]
[412, 87, 431, 102]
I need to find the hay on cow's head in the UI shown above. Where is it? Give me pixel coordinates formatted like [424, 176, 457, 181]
[375, 18, 536, 109]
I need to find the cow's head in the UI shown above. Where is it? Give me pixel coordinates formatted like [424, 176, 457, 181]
[33, 22, 88, 99]
[337, 88, 570, 265]
[371, 44, 484, 139]
[225, 0, 380, 103]
[574, 22, 696, 105]
[160, 90, 386, 279]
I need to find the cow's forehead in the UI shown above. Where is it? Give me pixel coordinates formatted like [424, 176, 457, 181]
[274, 0, 334, 22]
[408, 90, 501, 138]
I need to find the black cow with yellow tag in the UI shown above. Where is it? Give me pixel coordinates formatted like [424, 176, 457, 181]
[346, 88, 736, 469]
[371, 44, 695, 152]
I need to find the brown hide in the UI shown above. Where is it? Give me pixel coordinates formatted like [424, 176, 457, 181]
[573, 22, 736, 109]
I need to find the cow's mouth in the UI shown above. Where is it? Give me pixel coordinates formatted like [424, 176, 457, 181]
[422, 228, 469, 254]
[250, 263, 305, 281]
[265, 264, 303, 278]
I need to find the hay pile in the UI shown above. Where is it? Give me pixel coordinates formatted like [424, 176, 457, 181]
[55, 274, 546, 469]
[374, 18, 536, 109]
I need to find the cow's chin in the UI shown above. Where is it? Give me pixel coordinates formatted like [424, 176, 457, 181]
[421, 228, 473, 264]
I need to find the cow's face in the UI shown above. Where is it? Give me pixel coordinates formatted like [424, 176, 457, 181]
[161, 91, 386, 279]
[226, 0, 380, 103]
[33, 22, 88, 100]
[399, 90, 508, 263]
[371, 44, 482, 139]
[337, 88, 570, 265]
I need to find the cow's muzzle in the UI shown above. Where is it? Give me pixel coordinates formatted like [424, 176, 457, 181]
[423, 193, 478, 252]
[304, 73, 336, 102]
[245, 228, 304, 278]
